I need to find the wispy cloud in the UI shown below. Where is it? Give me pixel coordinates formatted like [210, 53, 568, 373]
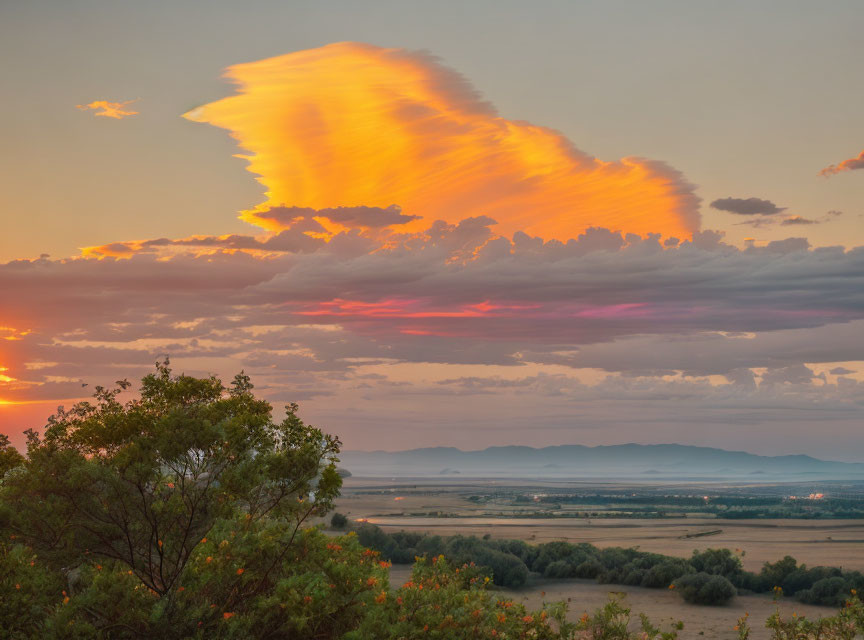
[780, 216, 818, 226]
[819, 150, 864, 177]
[710, 197, 785, 215]
[76, 99, 139, 119]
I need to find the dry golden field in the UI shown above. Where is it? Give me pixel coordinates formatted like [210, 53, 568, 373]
[336, 477, 864, 638]
[335, 479, 864, 572]
[389, 565, 836, 640]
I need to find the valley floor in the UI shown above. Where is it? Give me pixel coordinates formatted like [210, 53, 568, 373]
[389, 565, 838, 640]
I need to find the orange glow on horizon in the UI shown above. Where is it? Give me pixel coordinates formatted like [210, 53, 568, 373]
[185, 42, 700, 242]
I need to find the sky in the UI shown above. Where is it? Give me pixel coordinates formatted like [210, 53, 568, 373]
[1, 0, 863, 459]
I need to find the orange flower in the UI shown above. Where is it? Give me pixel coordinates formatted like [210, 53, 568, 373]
[205, 556, 213, 563]
[223, 612, 234, 619]
[200, 537, 207, 544]
[366, 577, 378, 587]
[304, 595, 313, 603]
[166, 482, 174, 489]
[236, 568, 245, 575]
[522, 615, 534, 623]
[375, 591, 387, 604]
[15, 584, 20, 590]
[157, 540, 163, 548]
[580, 613, 589, 623]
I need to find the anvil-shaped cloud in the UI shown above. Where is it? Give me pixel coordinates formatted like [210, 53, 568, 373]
[184, 42, 700, 241]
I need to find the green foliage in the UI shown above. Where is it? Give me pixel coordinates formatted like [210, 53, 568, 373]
[330, 512, 349, 529]
[641, 560, 691, 589]
[0, 542, 63, 639]
[0, 433, 25, 480]
[689, 548, 742, 579]
[358, 524, 864, 611]
[0, 363, 353, 638]
[761, 594, 864, 640]
[673, 572, 736, 606]
[761, 555, 799, 588]
[348, 556, 682, 640]
[1, 361, 342, 596]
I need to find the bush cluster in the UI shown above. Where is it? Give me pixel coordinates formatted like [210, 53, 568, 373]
[359, 526, 864, 607]
[673, 573, 736, 605]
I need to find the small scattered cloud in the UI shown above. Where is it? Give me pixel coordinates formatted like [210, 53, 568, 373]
[819, 150, 864, 177]
[734, 217, 778, 229]
[830, 367, 856, 375]
[77, 99, 139, 119]
[710, 197, 785, 216]
[317, 205, 420, 228]
[735, 211, 839, 228]
[780, 216, 818, 226]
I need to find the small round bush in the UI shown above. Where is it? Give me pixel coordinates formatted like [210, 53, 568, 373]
[797, 576, 849, 606]
[674, 572, 736, 605]
[330, 512, 349, 529]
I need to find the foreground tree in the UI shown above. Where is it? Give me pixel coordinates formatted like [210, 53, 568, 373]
[0, 361, 354, 637]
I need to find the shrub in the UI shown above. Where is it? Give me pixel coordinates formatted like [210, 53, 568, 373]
[783, 566, 841, 595]
[690, 548, 742, 578]
[797, 576, 850, 606]
[641, 561, 691, 589]
[545, 560, 576, 579]
[575, 559, 605, 579]
[674, 572, 736, 605]
[761, 555, 798, 587]
[331, 512, 348, 529]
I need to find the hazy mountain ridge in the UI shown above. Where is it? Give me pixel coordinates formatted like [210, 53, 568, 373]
[340, 443, 864, 479]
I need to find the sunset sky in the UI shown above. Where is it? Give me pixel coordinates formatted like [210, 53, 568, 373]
[1, 0, 863, 459]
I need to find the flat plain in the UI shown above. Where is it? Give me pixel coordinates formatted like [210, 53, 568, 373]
[336, 477, 864, 639]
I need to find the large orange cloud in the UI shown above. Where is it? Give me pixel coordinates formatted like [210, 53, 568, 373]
[185, 42, 700, 241]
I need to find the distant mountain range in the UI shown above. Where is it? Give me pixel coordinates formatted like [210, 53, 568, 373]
[340, 444, 864, 480]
